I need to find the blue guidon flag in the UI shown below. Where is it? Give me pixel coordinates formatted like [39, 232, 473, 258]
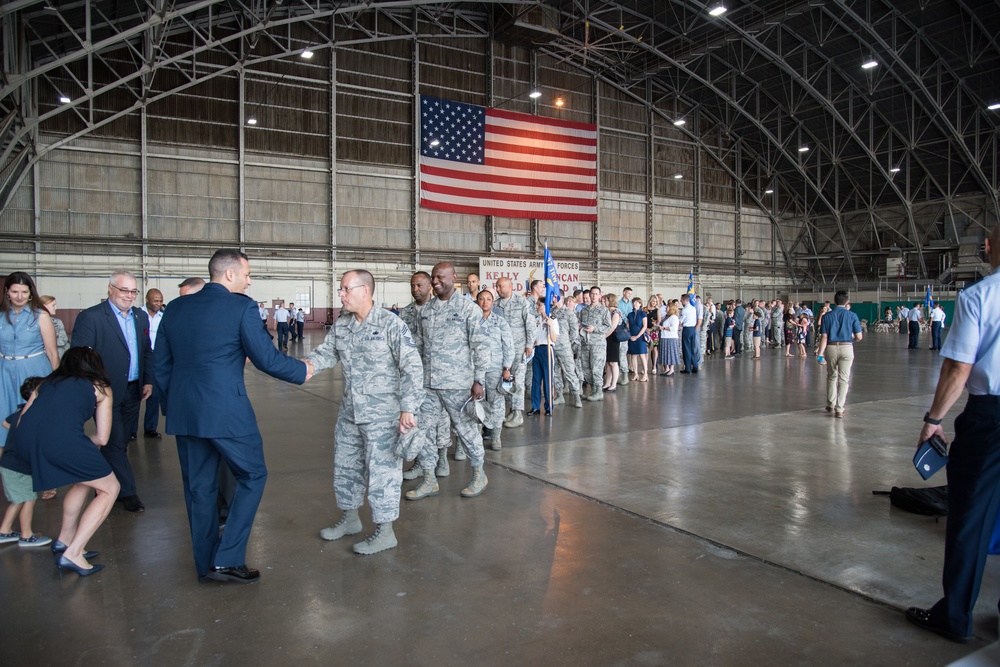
[543, 244, 559, 316]
[418, 95, 598, 222]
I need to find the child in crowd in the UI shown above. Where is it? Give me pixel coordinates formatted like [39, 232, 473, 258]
[0, 377, 51, 548]
[752, 313, 762, 359]
[796, 314, 809, 357]
[724, 308, 735, 359]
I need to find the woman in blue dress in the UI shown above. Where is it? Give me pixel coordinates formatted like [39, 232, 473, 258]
[0, 272, 59, 447]
[22, 347, 116, 576]
[626, 297, 649, 381]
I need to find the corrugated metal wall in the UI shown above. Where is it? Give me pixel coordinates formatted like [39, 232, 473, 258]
[12, 26, 794, 287]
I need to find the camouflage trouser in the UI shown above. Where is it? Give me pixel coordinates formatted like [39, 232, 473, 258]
[333, 416, 402, 524]
[618, 341, 628, 375]
[419, 389, 485, 468]
[552, 344, 580, 395]
[415, 392, 452, 470]
[741, 325, 754, 352]
[574, 343, 584, 387]
[483, 370, 506, 430]
[507, 338, 528, 412]
[771, 320, 783, 346]
[579, 341, 606, 390]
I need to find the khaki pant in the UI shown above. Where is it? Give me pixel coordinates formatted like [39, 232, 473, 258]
[825, 344, 855, 413]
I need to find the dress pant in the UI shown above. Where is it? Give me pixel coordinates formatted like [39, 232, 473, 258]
[277, 321, 289, 347]
[176, 433, 267, 576]
[928, 396, 1000, 637]
[908, 320, 920, 349]
[143, 384, 162, 433]
[931, 321, 943, 350]
[681, 326, 699, 371]
[824, 344, 854, 412]
[296, 321, 304, 340]
[733, 327, 742, 354]
[105, 380, 141, 498]
[531, 345, 553, 411]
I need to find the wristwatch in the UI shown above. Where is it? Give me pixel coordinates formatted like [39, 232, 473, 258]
[923, 411, 942, 425]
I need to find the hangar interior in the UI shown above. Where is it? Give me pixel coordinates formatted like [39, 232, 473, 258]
[1, 1, 1000, 664]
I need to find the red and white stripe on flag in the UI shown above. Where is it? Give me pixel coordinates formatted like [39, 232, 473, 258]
[419, 97, 598, 222]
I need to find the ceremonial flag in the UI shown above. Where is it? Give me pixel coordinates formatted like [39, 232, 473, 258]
[544, 244, 559, 316]
[925, 285, 934, 312]
[418, 95, 598, 222]
[686, 268, 698, 304]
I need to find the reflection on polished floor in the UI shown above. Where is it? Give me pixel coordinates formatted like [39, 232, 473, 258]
[2, 331, 996, 665]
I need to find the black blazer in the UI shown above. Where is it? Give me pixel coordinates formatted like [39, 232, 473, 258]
[71, 301, 153, 407]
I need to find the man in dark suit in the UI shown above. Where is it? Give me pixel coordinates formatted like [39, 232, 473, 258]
[155, 249, 313, 584]
[71, 269, 154, 513]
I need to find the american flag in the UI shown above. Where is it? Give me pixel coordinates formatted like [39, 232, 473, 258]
[418, 95, 598, 222]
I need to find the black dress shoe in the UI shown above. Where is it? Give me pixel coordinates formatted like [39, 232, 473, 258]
[526, 409, 541, 416]
[121, 495, 145, 513]
[207, 565, 260, 584]
[128, 432, 137, 441]
[143, 430, 161, 438]
[904, 607, 972, 643]
[680, 370, 690, 374]
[544, 410, 552, 416]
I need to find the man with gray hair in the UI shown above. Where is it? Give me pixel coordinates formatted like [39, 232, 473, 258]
[71, 269, 154, 513]
[308, 270, 424, 554]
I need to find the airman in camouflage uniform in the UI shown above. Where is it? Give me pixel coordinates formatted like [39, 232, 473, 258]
[408, 262, 490, 500]
[309, 270, 424, 555]
[550, 294, 583, 408]
[495, 277, 535, 428]
[579, 286, 612, 401]
[476, 289, 514, 450]
[399, 272, 453, 480]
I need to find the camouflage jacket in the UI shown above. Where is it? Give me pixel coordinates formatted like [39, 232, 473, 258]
[495, 293, 535, 345]
[551, 306, 579, 350]
[307, 305, 423, 424]
[579, 303, 612, 344]
[417, 292, 488, 389]
[479, 311, 515, 373]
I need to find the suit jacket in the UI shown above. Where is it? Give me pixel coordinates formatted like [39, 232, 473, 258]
[154, 282, 307, 438]
[71, 301, 154, 408]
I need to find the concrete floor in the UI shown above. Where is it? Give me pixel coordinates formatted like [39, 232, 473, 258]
[2, 329, 998, 665]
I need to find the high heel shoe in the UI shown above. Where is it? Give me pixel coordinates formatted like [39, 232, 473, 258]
[51, 539, 99, 561]
[56, 554, 105, 577]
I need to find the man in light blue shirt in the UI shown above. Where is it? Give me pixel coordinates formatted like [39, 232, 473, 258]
[908, 224, 1000, 643]
[617, 287, 633, 383]
[907, 303, 923, 349]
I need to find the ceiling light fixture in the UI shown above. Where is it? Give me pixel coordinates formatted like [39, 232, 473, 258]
[890, 167, 901, 173]
[988, 103, 1000, 110]
[798, 146, 810, 152]
[529, 90, 542, 99]
[301, 50, 314, 59]
[709, 5, 727, 16]
[246, 117, 257, 126]
[429, 139, 440, 147]
[861, 60, 878, 69]
[673, 118, 686, 126]
[58, 96, 71, 104]
[554, 97, 565, 107]
[673, 173, 683, 179]
[764, 189, 774, 194]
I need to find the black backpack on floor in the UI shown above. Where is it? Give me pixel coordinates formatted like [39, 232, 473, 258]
[873, 486, 948, 517]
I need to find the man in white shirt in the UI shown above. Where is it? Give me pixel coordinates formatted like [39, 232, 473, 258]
[140, 289, 165, 438]
[258, 303, 269, 330]
[526, 299, 560, 416]
[679, 294, 700, 374]
[930, 303, 946, 351]
[907, 303, 923, 350]
[274, 304, 291, 350]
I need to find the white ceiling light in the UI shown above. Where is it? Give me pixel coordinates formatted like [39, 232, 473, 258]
[798, 146, 810, 152]
[673, 173, 683, 179]
[861, 60, 878, 69]
[246, 117, 257, 126]
[988, 103, 1000, 110]
[709, 5, 727, 16]
[528, 90, 542, 99]
[429, 138, 440, 147]
[301, 50, 314, 59]
[58, 96, 71, 104]
[673, 118, 686, 126]
[764, 189, 774, 194]
[889, 167, 901, 173]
